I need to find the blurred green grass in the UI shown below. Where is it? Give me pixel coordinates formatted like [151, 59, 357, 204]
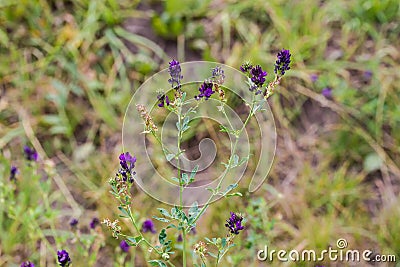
[1, 0, 400, 266]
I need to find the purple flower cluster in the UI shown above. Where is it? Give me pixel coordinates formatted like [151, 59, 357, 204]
[90, 217, 100, 229]
[225, 212, 244, 235]
[118, 152, 137, 183]
[168, 60, 183, 89]
[142, 219, 156, 233]
[274, 49, 291, 76]
[120, 240, 130, 252]
[211, 66, 225, 85]
[57, 250, 71, 267]
[10, 166, 18, 181]
[310, 73, 318, 83]
[69, 218, 78, 227]
[240, 62, 253, 73]
[250, 65, 268, 87]
[157, 93, 170, 107]
[24, 146, 38, 161]
[195, 81, 215, 100]
[321, 87, 333, 99]
[240, 63, 267, 94]
[20, 261, 35, 267]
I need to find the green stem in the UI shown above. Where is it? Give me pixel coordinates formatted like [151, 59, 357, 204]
[187, 96, 256, 231]
[215, 251, 220, 267]
[126, 206, 162, 255]
[182, 228, 187, 267]
[176, 104, 187, 267]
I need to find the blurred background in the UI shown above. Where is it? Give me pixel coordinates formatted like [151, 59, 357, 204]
[1, 0, 399, 266]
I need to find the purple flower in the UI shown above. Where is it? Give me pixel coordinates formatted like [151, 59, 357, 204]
[24, 146, 38, 161]
[274, 49, 291, 76]
[157, 93, 170, 108]
[211, 66, 225, 85]
[10, 166, 18, 181]
[189, 227, 196, 235]
[168, 59, 183, 89]
[20, 261, 35, 267]
[225, 212, 244, 235]
[142, 219, 156, 233]
[69, 218, 78, 227]
[321, 87, 333, 99]
[89, 217, 99, 229]
[240, 62, 253, 73]
[364, 70, 372, 80]
[119, 152, 136, 172]
[120, 240, 130, 252]
[57, 250, 71, 267]
[250, 65, 267, 87]
[310, 74, 318, 82]
[177, 234, 183, 242]
[195, 81, 215, 100]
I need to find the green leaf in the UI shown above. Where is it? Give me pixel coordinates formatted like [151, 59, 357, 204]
[225, 192, 243, 197]
[189, 165, 199, 183]
[220, 124, 229, 133]
[159, 229, 167, 245]
[166, 223, 177, 229]
[153, 216, 170, 223]
[238, 156, 249, 166]
[204, 237, 213, 244]
[223, 184, 238, 195]
[125, 236, 143, 246]
[182, 116, 190, 131]
[148, 260, 167, 267]
[181, 173, 189, 184]
[221, 237, 227, 248]
[232, 154, 239, 166]
[188, 201, 199, 218]
[158, 208, 171, 218]
[118, 206, 130, 218]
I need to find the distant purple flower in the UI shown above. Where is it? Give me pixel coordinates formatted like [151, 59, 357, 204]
[189, 227, 196, 235]
[364, 70, 372, 80]
[90, 217, 99, 229]
[24, 146, 38, 161]
[119, 152, 136, 172]
[20, 261, 35, 267]
[177, 234, 183, 242]
[69, 218, 78, 227]
[240, 62, 253, 73]
[211, 66, 225, 85]
[120, 240, 130, 252]
[310, 74, 318, 82]
[225, 212, 244, 235]
[157, 93, 170, 108]
[195, 81, 215, 100]
[10, 166, 18, 181]
[250, 65, 267, 87]
[321, 87, 333, 99]
[168, 60, 183, 89]
[142, 219, 156, 233]
[274, 49, 291, 76]
[57, 250, 71, 267]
